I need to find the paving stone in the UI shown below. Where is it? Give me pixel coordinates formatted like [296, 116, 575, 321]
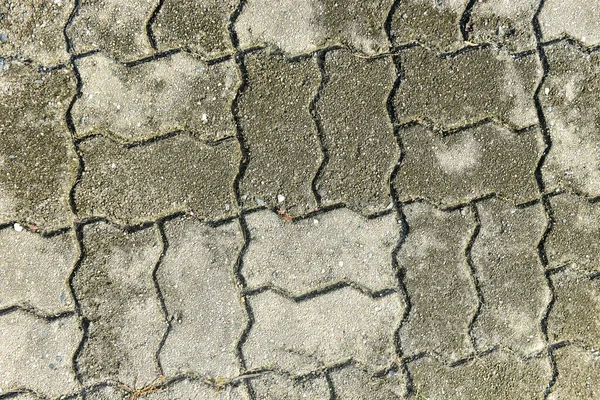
[85, 386, 128, 400]
[146, 379, 248, 400]
[151, 0, 237, 58]
[66, 0, 155, 61]
[394, 123, 543, 207]
[235, 0, 393, 56]
[0, 312, 80, 397]
[251, 373, 329, 400]
[243, 288, 403, 375]
[539, 0, 600, 46]
[238, 51, 321, 215]
[72, 53, 238, 143]
[0, 228, 76, 314]
[74, 134, 239, 225]
[548, 345, 600, 400]
[540, 43, 600, 196]
[394, 46, 541, 130]
[410, 351, 552, 400]
[243, 209, 399, 295]
[398, 202, 477, 361]
[472, 198, 549, 355]
[329, 364, 406, 399]
[158, 217, 245, 378]
[0, 62, 78, 230]
[314, 50, 397, 214]
[0, 0, 72, 65]
[72, 222, 165, 386]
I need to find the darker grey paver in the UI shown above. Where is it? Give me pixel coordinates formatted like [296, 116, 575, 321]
[548, 345, 600, 400]
[539, 0, 600, 46]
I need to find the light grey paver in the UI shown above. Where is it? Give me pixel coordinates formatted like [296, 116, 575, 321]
[548, 345, 600, 400]
[539, 0, 600, 46]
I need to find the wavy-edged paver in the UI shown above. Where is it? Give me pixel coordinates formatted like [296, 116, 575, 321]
[251, 373, 329, 400]
[548, 345, 600, 400]
[329, 364, 406, 399]
[539, 0, 600, 46]
[238, 51, 321, 215]
[315, 49, 397, 214]
[72, 53, 238, 143]
[158, 217, 245, 378]
[394, 46, 541, 130]
[394, 123, 543, 206]
[243, 209, 399, 295]
[398, 202, 477, 361]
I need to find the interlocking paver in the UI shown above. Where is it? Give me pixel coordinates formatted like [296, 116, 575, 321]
[243, 288, 403, 375]
[235, 0, 394, 56]
[394, 46, 541, 130]
[539, 0, 600, 46]
[158, 217, 245, 378]
[74, 134, 239, 225]
[394, 123, 543, 206]
[472, 198, 549, 355]
[0, 228, 76, 314]
[72, 222, 165, 386]
[251, 373, 329, 400]
[243, 209, 399, 295]
[398, 202, 477, 361]
[238, 51, 321, 215]
[329, 364, 406, 399]
[0, 312, 80, 397]
[314, 49, 397, 213]
[0, 62, 77, 230]
[548, 345, 600, 400]
[147, 379, 248, 400]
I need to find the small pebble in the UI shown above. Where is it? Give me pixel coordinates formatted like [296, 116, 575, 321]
[544, 87, 550, 95]
[277, 194, 285, 203]
[255, 197, 265, 206]
[201, 113, 208, 123]
[13, 223, 23, 232]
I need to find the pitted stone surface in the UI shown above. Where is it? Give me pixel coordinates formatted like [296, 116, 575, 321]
[72, 53, 238, 143]
[238, 51, 321, 215]
[315, 50, 397, 214]
[243, 288, 403, 375]
[399, 202, 477, 361]
[243, 209, 399, 295]
[394, 46, 541, 130]
[0, 228, 76, 314]
[0, 312, 80, 397]
[394, 123, 543, 206]
[158, 217, 245, 378]
[72, 222, 165, 386]
[329, 364, 406, 399]
[0, 63, 77, 230]
[251, 373, 329, 400]
[74, 135, 239, 225]
[539, 0, 600, 46]
[147, 379, 248, 400]
[236, 0, 394, 56]
[472, 198, 549, 355]
[548, 345, 600, 400]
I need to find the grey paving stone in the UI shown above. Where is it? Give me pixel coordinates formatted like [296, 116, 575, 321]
[394, 46, 541, 130]
[243, 209, 399, 295]
[394, 123, 543, 207]
[243, 288, 403, 375]
[74, 134, 239, 225]
[158, 217, 246, 378]
[548, 345, 600, 400]
[72, 53, 238, 143]
[0, 62, 78, 231]
[0, 228, 76, 314]
[314, 49, 397, 214]
[398, 202, 477, 361]
[329, 364, 406, 399]
[251, 373, 329, 400]
[238, 51, 321, 216]
[0, 312, 80, 398]
[72, 222, 165, 386]
[146, 379, 248, 400]
[472, 198, 549, 355]
[539, 0, 600, 46]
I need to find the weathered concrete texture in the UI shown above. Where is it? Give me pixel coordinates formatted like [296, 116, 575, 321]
[546, 193, 600, 273]
[66, 0, 154, 61]
[243, 288, 403, 375]
[0, 63, 77, 230]
[251, 373, 329, 400]
[0, 0, 72, 65]
[74, 135, 239, 225]
[0, 228, 76, 314]
[394, 123, 543, 206]
[329, 364, 406, 399]
[0, 312, 80, 397]
[72, 222, 165, 386]
[548, 345, 600, 400]
[72, 53, 238, 143]
[243, 209, 399, 295]
[158, 217, 245, 378]
[85, 385, 128, 400]
[472, 199, 549, 355]
[541, 43, 600, 196]
[539, 0, 600, 46]
[147, 379, 248, 400]
[394, 46, 541, 130]
[152, 0, 237, 58]
[410, 351, 552, 400]
[315, 50, 397, 214]
[238, 51, 321, 215]
[398, 202, 477, 361]
[236, 0, 393, 56]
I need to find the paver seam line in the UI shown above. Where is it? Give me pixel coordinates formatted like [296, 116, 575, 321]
[465, 204, 484, 354]
[309, 49, 329, 208]
[73, 130, 237, 149]
[0, 305, 76, 321]
[460, 0, 479, 41]
[146, 0, 165, 51]
[243, 283, 398, 302]
[150, 222, 171, 378]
